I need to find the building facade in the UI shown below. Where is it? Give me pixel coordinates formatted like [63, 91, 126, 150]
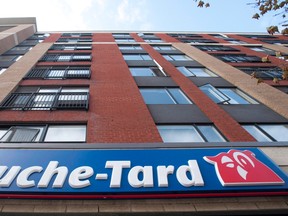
[0, 18, 287, 215]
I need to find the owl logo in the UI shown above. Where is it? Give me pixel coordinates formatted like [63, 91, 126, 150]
[203, 149, 284, 186]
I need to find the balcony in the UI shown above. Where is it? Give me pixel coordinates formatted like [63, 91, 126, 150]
[0, 92, 89, 110]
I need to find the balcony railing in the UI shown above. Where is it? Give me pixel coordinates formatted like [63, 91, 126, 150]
[40, 54, 91, 62]
[0, 92, 89, 110]
[24, 67, 91, 79]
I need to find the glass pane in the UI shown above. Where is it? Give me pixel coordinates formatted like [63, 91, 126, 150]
[0, 126, 44, 142]
[61, 88, 89, 93]
[163, 55, 173, 61]
[243, 125, 272, 142]
[141, 55, 152, 60]
[259, 125, 288, 141]
[38, 88, 59, 93]
[58, 55, 71, 61]
[177, 67, 194, 77]
[219, 89, 250, 104]
[200, 84, 229, 104]
[11, 46, 30, 51]
[68, 69, 90, 75]
[45, 125, 86, 142]
[123, 55, 142, 60]
[0, 129, 8, 140]
[168, 88, 192, 104]
[197, 126, 226, 142]
[130, 68, 155, 76]
[157, 125, 204, 142]
[140, 89, 175, 104]
[48, 70, 65, 78]
[121, 45, 142, 50]
[171, 55, 193, 61]
[73, 55, 90, 60]
[190, 68, 216, 77]
[0, 55, 17, 61]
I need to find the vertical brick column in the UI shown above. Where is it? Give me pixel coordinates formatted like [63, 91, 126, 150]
[87, 34, 162, 143]
[131, 34, 256, 142]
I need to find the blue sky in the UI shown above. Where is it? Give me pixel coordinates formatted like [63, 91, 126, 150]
[1, 0, 283, 32]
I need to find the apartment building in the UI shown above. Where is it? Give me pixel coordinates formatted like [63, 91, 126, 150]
[0, 17, 287, 215]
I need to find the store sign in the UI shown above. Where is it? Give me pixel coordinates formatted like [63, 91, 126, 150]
[0, 148, 287, 198]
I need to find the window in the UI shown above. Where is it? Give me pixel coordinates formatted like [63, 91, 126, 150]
[123, 54, 152, 61]
[112, 33, 130, 38]
[144, 39, 163, 43]
[249, 47, 272, 53]
[57, 38, 92, 43]
[238, 67, 283, 79]
[179, 39, 216, 43]
[168, 34, 202, 39]
[40, 54, 91, 62]
[129, 67, 166, 77]
[51, 44, 92, 50]
[240, 34, 276, 39]
[157, 125, 226, 143]
[25, 66, 91, 79]
[152, 45, 175, 50]
[163, 54, 193, 61]
[195, 45, 238, 52]
[224, 39, 247, 44]
[118, 45, 143, 50]
[140, 88, 192, 104]
[243, 124, 288, 142]
[11, 46, 32, 51]
[200, 84, 258, 104]
[214, 54, 262, 63]
[261, 40, 288, 45]
[0, 124, 86, 143]
[115, 38, 135, 42]
[62, 33, 92, 37]
[177, 67, 217, 77]
[0, 55, 21, 62]
[0, 87, 89, 110]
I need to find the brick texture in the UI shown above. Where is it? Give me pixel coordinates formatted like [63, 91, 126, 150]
[131, 33, 256, 142]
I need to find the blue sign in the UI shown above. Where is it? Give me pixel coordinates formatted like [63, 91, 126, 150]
[0, 148, 287, 198]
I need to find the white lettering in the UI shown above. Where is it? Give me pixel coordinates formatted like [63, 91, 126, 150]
[37, 161, 68, 188]
[17, 166, 43, 188]
[105, 161, 131, 188]
[176, 160, 204, 187]
[69, 166, 94, 188]
[157, 165, 174, 187]
[128, 166, 153, 188]
[0, 166, 21, 187]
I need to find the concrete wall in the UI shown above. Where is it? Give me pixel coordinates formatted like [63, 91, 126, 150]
[0, 24, 36, 54]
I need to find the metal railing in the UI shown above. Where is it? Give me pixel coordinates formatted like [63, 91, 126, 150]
[24, 67, 91, 79]
[39, 54, 91, 62]
[0, 92, 89, 110]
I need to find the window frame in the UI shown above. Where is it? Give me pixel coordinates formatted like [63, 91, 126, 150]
[163, 54, 194, 61]
[157, 124, 226, 143]
[177, 67, 218, 77]
[139, 87, 192, 104]
[243, 124, 288, 142]
[200, 84, 258, 104]
[0, 124, 87, 143]
[123, 54, 152, 61]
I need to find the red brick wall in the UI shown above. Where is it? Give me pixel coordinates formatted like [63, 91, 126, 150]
[0, 33, 162, 143]
[131, 33, 256, 142]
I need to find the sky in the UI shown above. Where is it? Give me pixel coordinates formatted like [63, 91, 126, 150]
[0, 0, 284, 33]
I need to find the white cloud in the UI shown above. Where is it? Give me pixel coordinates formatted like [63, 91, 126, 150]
[1, 0, 152, 31]
[114, 0, 152, 30]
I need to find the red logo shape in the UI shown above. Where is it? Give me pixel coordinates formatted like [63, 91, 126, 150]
[203, 149, 284, 186]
